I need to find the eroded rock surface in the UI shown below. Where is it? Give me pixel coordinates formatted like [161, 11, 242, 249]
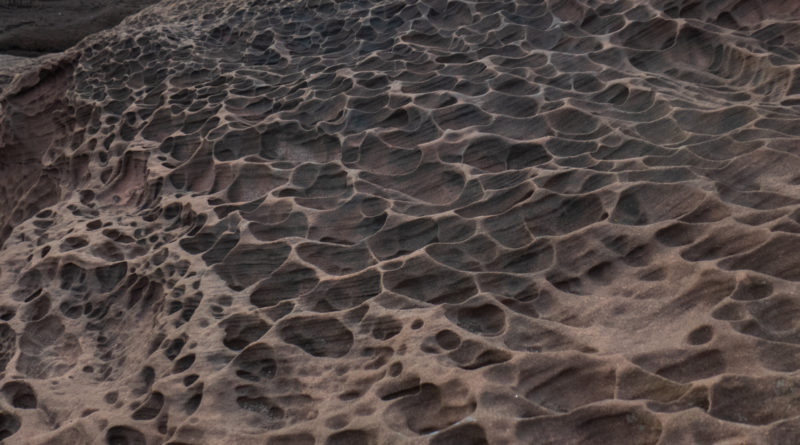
[2, 0, 800, 443]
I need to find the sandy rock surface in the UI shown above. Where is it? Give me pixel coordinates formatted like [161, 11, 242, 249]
[2, 0, 800, 443]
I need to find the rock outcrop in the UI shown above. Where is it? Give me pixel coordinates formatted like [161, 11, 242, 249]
[2, 0, 800, 443]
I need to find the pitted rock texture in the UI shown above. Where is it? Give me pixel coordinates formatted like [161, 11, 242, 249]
[2, 0, 800, 443]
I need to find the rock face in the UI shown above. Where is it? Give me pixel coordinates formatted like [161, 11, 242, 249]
[1, 0, 800, 443]
[0, 0, 158, 55]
